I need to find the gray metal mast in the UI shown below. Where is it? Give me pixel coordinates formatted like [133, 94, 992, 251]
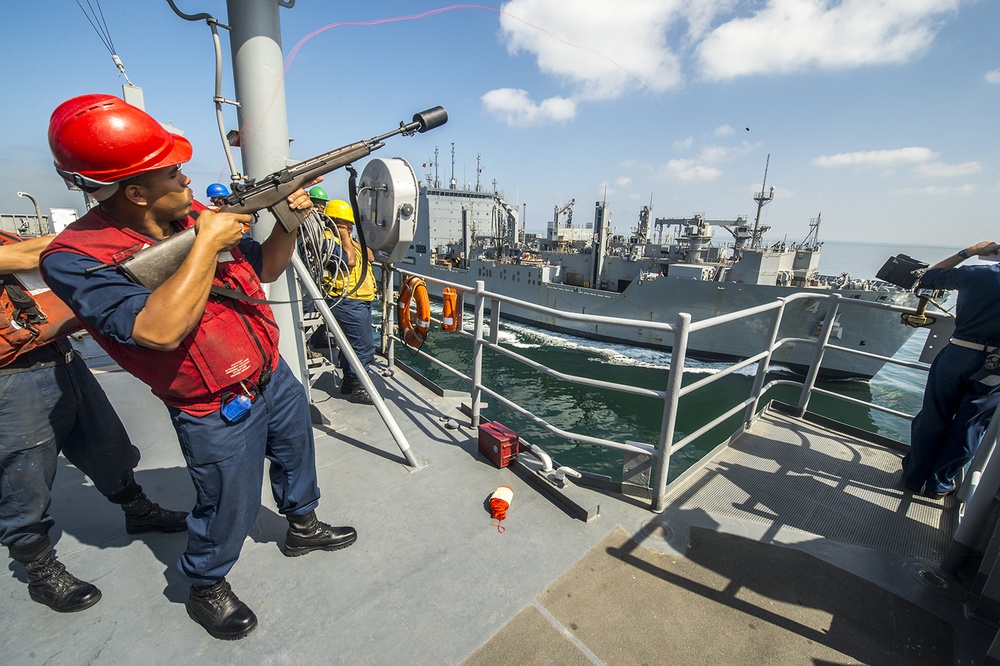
[226, 0, 309, 387]
[751, 154, 774, 249]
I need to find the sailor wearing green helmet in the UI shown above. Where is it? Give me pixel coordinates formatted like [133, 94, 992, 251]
[308, 186, 329, 207]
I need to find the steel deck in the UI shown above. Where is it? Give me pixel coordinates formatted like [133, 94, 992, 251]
[1, 343, 988, 665]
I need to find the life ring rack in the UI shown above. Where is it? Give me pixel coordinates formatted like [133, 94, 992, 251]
[397, 276, 431, 348]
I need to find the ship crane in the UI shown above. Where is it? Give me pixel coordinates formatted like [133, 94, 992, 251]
[549, 198, 575, 241]
[798, 212, 822, 249]
[719, 216, 753, 249]
[654, 214, 733, 243]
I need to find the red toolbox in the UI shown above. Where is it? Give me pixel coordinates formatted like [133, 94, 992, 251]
[478, 422, 520, 468]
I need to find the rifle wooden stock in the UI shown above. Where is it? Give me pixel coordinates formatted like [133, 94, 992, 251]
[118, 228, 197, 290]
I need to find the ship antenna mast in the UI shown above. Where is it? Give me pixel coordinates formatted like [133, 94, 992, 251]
[751, 154, 774, 249]
[450, 143, 457, 190]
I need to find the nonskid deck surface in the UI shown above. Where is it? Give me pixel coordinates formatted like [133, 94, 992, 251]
[667, 407, 956, 561]
[465, 407, 972, 666]
[3, 343, 655, 665]
[1, 341, 980, 664]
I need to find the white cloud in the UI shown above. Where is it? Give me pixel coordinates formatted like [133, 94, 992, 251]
[493, 0, 963, 123]
[893, 184, 977, 196]
[714, 124, 734, 137]
[499, 0, 683, 100]
[986, 69, 1000, 84]
[597, 176, 634, 197]
[481, 88, 577, 126]
[673, 137, 694, 151]
[914, 161, 984, 178]
[812, 147, 937, 168]
[695, 0, 961, 80]
[699, 141, 759, 163]
[654, 159, 724, 183]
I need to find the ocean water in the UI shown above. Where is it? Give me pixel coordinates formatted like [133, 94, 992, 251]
[400, 241, 958, 482]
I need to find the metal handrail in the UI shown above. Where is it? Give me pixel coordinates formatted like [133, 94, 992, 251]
[385, 266, 935, 511]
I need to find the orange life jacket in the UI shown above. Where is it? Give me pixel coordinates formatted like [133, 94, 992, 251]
[0, 230, 82, 367]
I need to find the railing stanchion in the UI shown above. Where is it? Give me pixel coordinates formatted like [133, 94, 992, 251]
[470, 280, 487, 428]
[745, 299, 786, 425]
[652, 312, 691, 512]
[797, 294, 842, 416]
[383, 264, 395, 366]
[489, 298, 501, 345]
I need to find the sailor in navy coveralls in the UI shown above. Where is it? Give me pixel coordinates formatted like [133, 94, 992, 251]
[903, 240, 1000, 498]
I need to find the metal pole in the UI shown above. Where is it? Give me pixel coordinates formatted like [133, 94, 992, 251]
[226, 0, 310, 390]
[470, 280, 486, 427]
[651, 312, 691, 512]
[16, 192, 44, 235]
[290, 253, 420, 468]
[796, 294, 841, 416]
[743, 299, 787, 425]
[489, 298, 501, 345]
[382, 266, 394, 364]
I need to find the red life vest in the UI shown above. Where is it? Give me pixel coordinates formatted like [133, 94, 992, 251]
[0, 230, 83, 367]
[40, 203, 280, 415]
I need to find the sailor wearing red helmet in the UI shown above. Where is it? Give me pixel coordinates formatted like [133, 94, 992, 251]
[40, 94, 356, 640]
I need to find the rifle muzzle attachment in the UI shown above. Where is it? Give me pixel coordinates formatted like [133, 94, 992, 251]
[414, 106, 448, 133]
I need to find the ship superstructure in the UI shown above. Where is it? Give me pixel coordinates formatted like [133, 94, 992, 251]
[406, 160, 928, 379]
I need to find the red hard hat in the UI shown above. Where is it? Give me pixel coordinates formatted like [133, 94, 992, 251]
[48, 94, 192, 188]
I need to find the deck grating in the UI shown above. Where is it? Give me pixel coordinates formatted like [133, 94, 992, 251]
[668, 408, 955, 561]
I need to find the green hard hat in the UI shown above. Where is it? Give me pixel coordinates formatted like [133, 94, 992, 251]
[308, 186, 329, 202]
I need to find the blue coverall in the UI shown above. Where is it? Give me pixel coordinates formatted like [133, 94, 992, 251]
[903, 263, 1000, 494]
[43, 236, 321, 585]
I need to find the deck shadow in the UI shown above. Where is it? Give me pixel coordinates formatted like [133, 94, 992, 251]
[533, 526, 953, 666]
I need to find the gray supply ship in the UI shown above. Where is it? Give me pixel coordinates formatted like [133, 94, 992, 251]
[405, 156, 929, 379]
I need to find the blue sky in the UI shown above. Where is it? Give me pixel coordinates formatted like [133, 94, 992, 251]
[2, 0, 998, 246]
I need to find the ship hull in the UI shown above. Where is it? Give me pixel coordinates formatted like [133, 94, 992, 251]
[414, 260, 918, 380]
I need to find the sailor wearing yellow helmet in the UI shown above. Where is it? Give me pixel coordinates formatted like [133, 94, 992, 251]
[322, 199, 377, 404]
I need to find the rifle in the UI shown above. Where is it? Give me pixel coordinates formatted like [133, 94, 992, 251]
[107, 106, 447, 290]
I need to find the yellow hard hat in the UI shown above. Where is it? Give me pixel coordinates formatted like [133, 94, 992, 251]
[324, 199, 354, 224]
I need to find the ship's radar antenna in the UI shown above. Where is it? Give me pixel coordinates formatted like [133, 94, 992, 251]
[751, 154, 774, 248]
[433, 146, 440, 188]
[450, 142, 457, 190]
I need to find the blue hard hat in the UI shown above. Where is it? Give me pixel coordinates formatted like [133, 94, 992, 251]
[206, 182, 230, 198]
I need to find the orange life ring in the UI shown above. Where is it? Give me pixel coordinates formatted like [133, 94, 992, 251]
[441, 287, 458, 332]
[397, 277, 431, 347]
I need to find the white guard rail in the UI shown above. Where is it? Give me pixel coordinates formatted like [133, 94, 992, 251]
[382, 267, 996, 519]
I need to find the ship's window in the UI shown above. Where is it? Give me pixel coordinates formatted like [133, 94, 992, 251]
[415, 244, 427, 254]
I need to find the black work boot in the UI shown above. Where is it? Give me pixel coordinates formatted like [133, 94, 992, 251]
[12, 540, 102, 613]
[283, 511, 357, 557]
[186, 578, 258, 640]
[121, 491, 188, 534]
[350, 385, 373, 405]
[339, 376, 356, 395]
